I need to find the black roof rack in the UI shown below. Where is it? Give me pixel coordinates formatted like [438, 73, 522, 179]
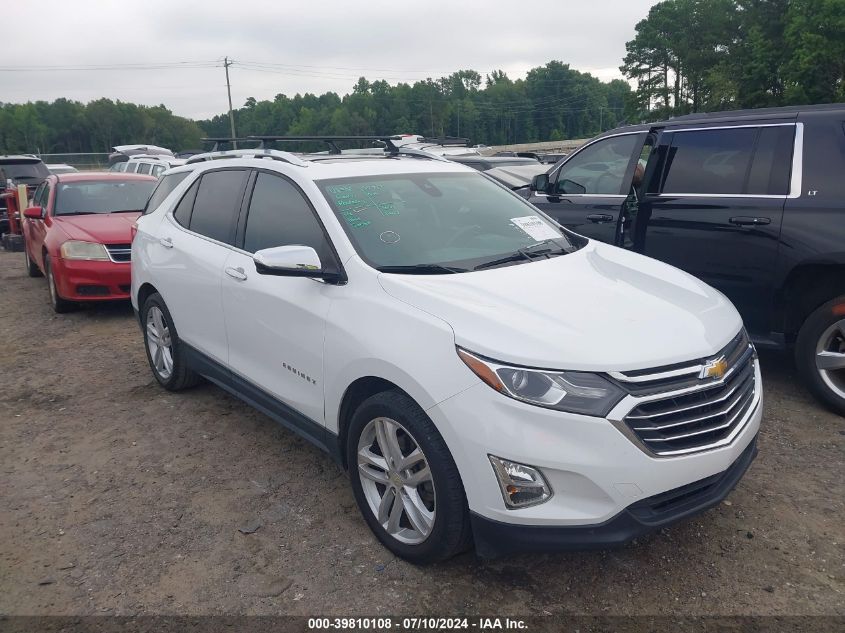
[416, 136, 472, 146]
[201, 137, 261, 151]
[247, 135, 403, 155]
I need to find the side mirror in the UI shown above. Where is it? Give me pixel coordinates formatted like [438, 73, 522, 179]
[531, 173, 550, 193]
[253, 245, 342, 283]
[24, 206, 44, 219]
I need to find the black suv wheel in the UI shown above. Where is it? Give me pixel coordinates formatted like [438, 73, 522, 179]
[795, 296, 845, 416]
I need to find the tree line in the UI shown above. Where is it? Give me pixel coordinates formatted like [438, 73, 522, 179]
[0, 99, 204, 155]
[622, 0, 845, 118]
[200, 63, 630, 146]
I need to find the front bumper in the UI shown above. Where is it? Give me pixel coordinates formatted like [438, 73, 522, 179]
[53, 257, 132, 301]
[426, 359, 762, 542]
[471, 435, 757, 557]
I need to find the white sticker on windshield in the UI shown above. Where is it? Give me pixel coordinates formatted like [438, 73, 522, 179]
[510, 216, 560, 241]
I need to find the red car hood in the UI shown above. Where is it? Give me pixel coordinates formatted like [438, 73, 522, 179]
[54, 212, 140, 244]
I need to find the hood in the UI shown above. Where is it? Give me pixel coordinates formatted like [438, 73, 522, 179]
[377, 242, 742, 372]
[54, 212, 140, 244]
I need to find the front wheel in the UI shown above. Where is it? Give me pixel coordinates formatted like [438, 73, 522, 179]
[795, 296, 845, 416]
[347, 390, 472, 564]
[44, 255, 74, 313]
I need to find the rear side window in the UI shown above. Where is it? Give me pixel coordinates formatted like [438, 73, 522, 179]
[173, 179, 199, 227]
[662, 128, 756, 194]
[660, 126, 795, 195]
[152, 165, 165, 177]
[144, 172, 190, 215]
[242, 173, 331, 262]
[137, 163, 152, 175]
[746, 126, 794, 195]
[188, 169, 247, 244]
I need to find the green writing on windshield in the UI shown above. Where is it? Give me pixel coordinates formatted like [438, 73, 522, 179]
[327, 183, 399, 228]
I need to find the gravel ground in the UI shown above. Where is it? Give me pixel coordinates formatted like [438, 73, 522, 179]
[0, 248, 842, 617]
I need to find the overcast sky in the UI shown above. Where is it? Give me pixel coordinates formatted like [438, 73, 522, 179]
[2, 1, 657, 120]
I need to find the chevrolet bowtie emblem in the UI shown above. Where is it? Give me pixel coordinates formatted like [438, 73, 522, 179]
[700, 356, 729, 380]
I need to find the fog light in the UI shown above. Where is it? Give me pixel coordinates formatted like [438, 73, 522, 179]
[489, 455, 552, 509]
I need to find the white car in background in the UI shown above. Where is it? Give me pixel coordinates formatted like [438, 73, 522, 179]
[46, 163, 78, 175]
[131, 141, 762, 563]
[119, 155, 187, 178]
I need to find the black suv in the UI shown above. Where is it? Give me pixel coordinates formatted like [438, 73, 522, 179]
[528, 104, 845, 415]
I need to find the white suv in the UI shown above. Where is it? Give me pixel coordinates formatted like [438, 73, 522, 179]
[131, 142, 762, 563]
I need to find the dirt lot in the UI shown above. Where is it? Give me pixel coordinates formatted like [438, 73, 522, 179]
[0, 248, 842, 617]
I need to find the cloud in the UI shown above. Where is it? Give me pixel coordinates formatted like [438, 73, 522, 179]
[2, 0, 655, 119]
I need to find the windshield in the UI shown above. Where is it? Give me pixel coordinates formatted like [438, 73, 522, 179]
[2, 161, 49, 182]
[55, 180, 156, 215]
[318, 172, 582, 272]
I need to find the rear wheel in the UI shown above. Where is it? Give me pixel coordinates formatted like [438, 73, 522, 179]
[44, 255, 74, 313]
[795, 296, 845, 416]
[347, 389, 472, 564]
[24, 244, 41, 277]
[141, 292, 200, 391]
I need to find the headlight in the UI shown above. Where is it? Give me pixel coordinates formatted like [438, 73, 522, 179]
[60, 241, 109, 261]
[457, 348, 625, 417]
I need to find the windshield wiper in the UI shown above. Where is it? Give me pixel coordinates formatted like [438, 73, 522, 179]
[111, 209, 143, 213]
[474, 240, 569, 271]
[377, 263, 467, 274]
[58, 211, 96, 216]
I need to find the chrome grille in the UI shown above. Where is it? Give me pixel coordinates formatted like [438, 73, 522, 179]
[613, 332, 758, 456]
[105, 244, 131, 262]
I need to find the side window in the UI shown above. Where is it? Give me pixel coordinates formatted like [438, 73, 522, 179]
[152, 165, 165, 177]
[661, 128, 756, 194]
[242, 172, 332, 263]
[188, 169, 248, 244]
[746, 126, 795, 195]
[137, 163, 152, 175]
[554, 134, 641, 195]
[144, 172, 190, 215]
[173, 179, 199, 227]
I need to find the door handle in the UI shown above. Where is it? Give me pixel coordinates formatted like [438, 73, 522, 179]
[225, 266, 247, 281]
[729, 216, 771, 226]
[159, 237, 174, 248]
[587, 213, 615, 223]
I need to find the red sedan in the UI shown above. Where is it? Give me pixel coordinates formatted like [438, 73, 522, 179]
[22, 172, 157, 312]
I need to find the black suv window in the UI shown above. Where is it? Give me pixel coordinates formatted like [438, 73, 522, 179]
[242, 173, 332, 262]
[553, 133, 641, 195]
[660, 126, 794, 195]
[144, 172, 189, 215]
[188, 170, 247, 244]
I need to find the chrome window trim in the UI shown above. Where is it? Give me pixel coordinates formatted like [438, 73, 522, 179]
[656, 122, 802, 199]
[548, 130, 647, 183]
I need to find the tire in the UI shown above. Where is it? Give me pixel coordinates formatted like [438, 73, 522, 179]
[795, 296, 845, 416]
[24, 243, 42, 277]
[44, 255, 74, 313]
[347, 389, 472, 564]
[141, 292, 201, 391]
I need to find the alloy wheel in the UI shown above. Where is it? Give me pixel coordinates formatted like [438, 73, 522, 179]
[146, 306, 174, 380]
[357, 417, 436, 545]
[816, 318, 845, 400]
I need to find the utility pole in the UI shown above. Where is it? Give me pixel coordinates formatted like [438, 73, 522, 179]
[224, 57, 237, 149]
